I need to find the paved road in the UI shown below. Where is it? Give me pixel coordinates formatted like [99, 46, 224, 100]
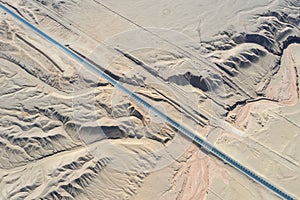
[0, 3, 294, 200]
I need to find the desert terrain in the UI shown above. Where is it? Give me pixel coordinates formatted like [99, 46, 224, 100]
[0, 0, 299, 199]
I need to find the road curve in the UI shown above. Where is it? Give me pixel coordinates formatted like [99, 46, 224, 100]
[0, 3, 294, 200]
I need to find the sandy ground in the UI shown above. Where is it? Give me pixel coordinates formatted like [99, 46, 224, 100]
[0, 0, 299, 199]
